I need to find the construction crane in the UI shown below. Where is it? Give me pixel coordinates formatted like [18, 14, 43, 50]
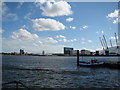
[99, 37, 104, 50]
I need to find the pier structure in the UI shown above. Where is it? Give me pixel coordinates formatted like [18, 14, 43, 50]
[77, 50, 79, 66]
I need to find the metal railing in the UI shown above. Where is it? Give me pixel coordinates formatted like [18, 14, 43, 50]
[2, 81, 30, 89]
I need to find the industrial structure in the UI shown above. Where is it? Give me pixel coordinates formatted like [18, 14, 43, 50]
[63, 32, 119, 56]
[99, 33, 120, 55]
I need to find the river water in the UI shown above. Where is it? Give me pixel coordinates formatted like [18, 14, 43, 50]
[2, 56, 120, 88]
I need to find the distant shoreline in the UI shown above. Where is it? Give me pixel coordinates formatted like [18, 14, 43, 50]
[1, 54, 120, 57]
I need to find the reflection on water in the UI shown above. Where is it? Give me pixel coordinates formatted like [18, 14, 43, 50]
[2, 56, 120, 88]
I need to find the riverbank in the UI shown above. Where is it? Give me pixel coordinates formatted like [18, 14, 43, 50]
[1, 54, 120, 57]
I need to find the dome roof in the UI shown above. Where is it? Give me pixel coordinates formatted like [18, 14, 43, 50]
[99, 46, 120, 55]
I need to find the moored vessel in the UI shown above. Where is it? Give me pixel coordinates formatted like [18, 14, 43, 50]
[79, 59, 104, 67]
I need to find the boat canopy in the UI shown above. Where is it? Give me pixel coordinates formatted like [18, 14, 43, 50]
[91, 59, 98, 61]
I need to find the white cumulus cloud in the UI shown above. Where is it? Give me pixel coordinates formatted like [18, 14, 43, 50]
[107, 9, 120, 24]
[32, 18, 65, 31]
[70, 26, 76, 30]
[112, 18, 119, 24]
[80, 25, 88, 30]
[35, 0, 47, 4]
[59, 38, 77, 43]
[45, 37, 58, 43]
[11, 28, 60, 44]
[101, 30, 104, 34]
[2, 37, 64, 53]
[40, 0, 73, 17]
[66, 17, 74, 22]
[35, 0, 54, 4]
[107, 9, 119, 18]
[2, 28, 65, 53]
[56, 35, 66, 39]
[11, 29, 39, 41]
[88, 40, 92, 43]
[96, 30, 104, 34]
[56, 35, 77, 43]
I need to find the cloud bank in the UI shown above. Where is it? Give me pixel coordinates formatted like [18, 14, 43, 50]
[32, 18, 65, 31]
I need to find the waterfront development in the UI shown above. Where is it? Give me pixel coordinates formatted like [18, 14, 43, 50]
[1, 1, 120, 89]
[2, 55, 120, 88]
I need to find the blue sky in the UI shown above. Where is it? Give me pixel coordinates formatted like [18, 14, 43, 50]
[1, 1, 119, 53]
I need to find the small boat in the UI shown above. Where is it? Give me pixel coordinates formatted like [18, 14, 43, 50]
[79, 59, 104, 67]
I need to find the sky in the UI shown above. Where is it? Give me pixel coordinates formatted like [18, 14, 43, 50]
[1, 1, 119, 53]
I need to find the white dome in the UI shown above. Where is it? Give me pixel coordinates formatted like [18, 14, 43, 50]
[99, 46, 120, 55]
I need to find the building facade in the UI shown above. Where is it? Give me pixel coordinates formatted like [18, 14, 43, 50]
[81, 49, 91, 55]
[72, 50, 78, 55]
[64, 47, 73, 55]
[20, 49, 24, 55]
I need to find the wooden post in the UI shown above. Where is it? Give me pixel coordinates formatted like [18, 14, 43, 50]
[77, 50, 79, 66]
[16, 82, 18, 89]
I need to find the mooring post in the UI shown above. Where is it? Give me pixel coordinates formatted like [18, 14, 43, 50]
[16, 82, 18, 89]
[77, 50, 79, 66]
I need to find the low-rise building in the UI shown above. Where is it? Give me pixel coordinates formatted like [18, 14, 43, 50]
[64, 47, 73, 55]
[72, 50, 78, 55]
[80, 49, 91, 55]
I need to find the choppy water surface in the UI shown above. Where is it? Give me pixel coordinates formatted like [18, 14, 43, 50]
[2, 56, 120, 88]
